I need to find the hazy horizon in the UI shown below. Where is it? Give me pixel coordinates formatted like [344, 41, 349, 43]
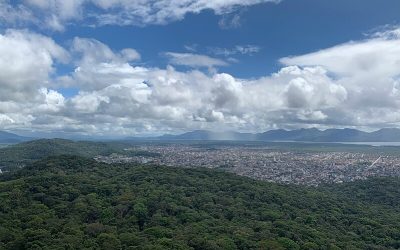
[4, 127, 400, 141]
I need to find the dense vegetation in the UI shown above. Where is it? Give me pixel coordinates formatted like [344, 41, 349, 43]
[0, 139, 158, 171]
[1, 156, 400, 249]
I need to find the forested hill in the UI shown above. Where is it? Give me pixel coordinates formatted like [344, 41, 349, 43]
[0, 139, 156, 171]
[1, 156, 400, 249]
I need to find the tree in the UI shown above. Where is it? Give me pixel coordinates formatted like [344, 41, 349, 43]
[97, 233, 121, 250]
[133, 202, 148, 231]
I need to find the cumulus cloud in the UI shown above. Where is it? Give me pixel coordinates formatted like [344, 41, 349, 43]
[0, 29, 68, 101]
[279, 27, 400, 127]
[2, 27, 400, 135]
[71, 91, 110, 113]
[0, 29, 69, 130]
[51, 38, 350, 135]
[36, 88, 66, 112]
[0, 0, 281, 31]
[57, 37, 143, 91]
[276, 66, 347, 109]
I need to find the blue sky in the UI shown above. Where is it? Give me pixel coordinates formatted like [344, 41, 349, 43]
[1, 0, 400, 137]
[52, 0, 400, 98]
[48, 0, 400, 79]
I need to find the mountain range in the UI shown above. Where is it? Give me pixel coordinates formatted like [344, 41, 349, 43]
[128, 128, 400, 142]
[4, 128, 400, 143]
[0, 131, 32, 143]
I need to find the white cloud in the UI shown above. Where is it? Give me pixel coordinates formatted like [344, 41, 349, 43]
[297, 110, 327, 122]
[0, 0, 281, 31]
[71, 37, 140, 65]
[120, 48, 141, 61]
[280, 29, 400, 79]
[0, 1, 36, 26]
[218, 13, 242, 29]
[0, 29, 68, 130]
[3, 27, 400, 135]
[90, 0, 281, 26]
[51, 38, 348, 135]
[24, 0, 86, 31]
[165, 52, 229, 68]
[71, 91, 110, 113]
[209, 45, 261, 56]
[0, 29, 68, 101]
[235, 45, 261, 55]
[370, 25, 400, 40]
[278, 27, 400, 128]
[278, 66, 347, 109]
[184, 44, 198, 52]
[37, 88, 65, 112]
[0, 114, 14, 126]
[59, 37, 143, 91]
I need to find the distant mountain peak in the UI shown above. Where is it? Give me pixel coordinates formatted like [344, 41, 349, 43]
[135, 128, 400, 142]
[0, 131, 32, 143]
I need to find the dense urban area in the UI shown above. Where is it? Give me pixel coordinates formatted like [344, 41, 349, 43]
[94, 143, 400, 186]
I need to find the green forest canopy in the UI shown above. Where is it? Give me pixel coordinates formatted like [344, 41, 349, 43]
[0, 139, 158, 171]
[1, 155, 400, 249]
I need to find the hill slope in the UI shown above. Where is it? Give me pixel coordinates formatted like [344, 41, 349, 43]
[0, 139, 143, 171]
[0, 156, 399, 249]
[0, 131, 31, 143]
